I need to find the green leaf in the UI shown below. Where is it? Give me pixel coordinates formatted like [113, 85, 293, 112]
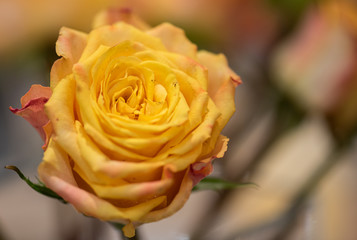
[192, 177, 258, 192]
[4, 165, 67, 204]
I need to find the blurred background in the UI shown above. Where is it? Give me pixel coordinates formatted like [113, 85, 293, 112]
[1, 0, 357, 239]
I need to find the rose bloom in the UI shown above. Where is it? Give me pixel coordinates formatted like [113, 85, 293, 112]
[10, 8, 240, 237]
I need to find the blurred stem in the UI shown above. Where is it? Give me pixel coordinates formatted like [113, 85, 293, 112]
[224, 118, 357, 240]
[191, 91, 305, 240]
[272, 123, 357, 239]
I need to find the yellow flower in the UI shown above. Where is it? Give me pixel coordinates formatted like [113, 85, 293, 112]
[11, 8, 240, 237]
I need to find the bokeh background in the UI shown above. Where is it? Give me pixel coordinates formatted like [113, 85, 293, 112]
[1, 0, 357, 239]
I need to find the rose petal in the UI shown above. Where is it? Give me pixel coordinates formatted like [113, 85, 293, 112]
[45, 75, 99, 182]
[190, 135, 229, 186]
[161, 51, 208, 91]
[50, 27, 88, 88]
[80, 22, 166, 61]
[41, 121, 53, 150]
[147, 23, 197, 59]
[141, 169, 193, 222]
[197, 51, 240, 155]
[19, 84, 52, 107]
[10, 84, 52, 142]
[39, 139, 168, 223]
[197, 50, 241, 98]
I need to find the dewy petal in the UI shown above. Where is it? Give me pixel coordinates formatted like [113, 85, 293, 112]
[9, 84, 52, 142]
[147, 23, 197, 59]
[50, 27, 88, 89]
[93, 8, 150, 30]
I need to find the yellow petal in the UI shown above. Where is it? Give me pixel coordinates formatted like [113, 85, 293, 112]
[162, 51, 208, 91]
[45, 75, 101, 183]
[141, 169, 193, 222]
[39, 138, 77, 187]
[80, 22, 166, 61]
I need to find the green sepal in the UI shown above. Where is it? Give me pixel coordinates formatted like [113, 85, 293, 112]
[192, 177, 258, 192]
[4, 165, 67, 204]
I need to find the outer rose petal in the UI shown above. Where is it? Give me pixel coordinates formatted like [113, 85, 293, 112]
[79, 22, 166, 61]
[39, 139, 166, 238]
[190, 135, 229, 186]
[197, 51, 240, 154]
[147, 23, 197, 59]
[10, 84, 52, 148]
[140, 169, 194, 223]
[50, 28, 88, 89]
[93, 8, 150, 30]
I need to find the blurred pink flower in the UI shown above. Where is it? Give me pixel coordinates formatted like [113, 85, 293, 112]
[272, 1, 357, 114]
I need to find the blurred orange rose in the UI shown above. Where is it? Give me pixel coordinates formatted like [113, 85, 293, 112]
[11, 9, 240, 237]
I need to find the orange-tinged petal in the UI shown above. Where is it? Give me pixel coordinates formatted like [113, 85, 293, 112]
[10, 84, 52, 142]
[50, 28, 88, 88]
[40, 140, 168, 222]
[41, 121, 53, 150]
[190, 135, 229, 185]
[197, 50, 241, 99]
[19, 84, 52, 107]
[147, 23, 197, 59]
[197, 50, 240, 155]
[141, 169, 193, 222]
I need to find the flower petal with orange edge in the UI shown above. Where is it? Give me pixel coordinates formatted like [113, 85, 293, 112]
[50, 28, 88, 88]
[190, 135, 229, 186]
[140, 169, 193, 222]
[10, 84, 52, 142]
[147, 23, 198, 59]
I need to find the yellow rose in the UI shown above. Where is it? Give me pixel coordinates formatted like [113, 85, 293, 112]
[11, 8, 240, 237]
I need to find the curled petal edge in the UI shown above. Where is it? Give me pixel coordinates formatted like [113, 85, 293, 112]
[9, 84, 52, 149]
